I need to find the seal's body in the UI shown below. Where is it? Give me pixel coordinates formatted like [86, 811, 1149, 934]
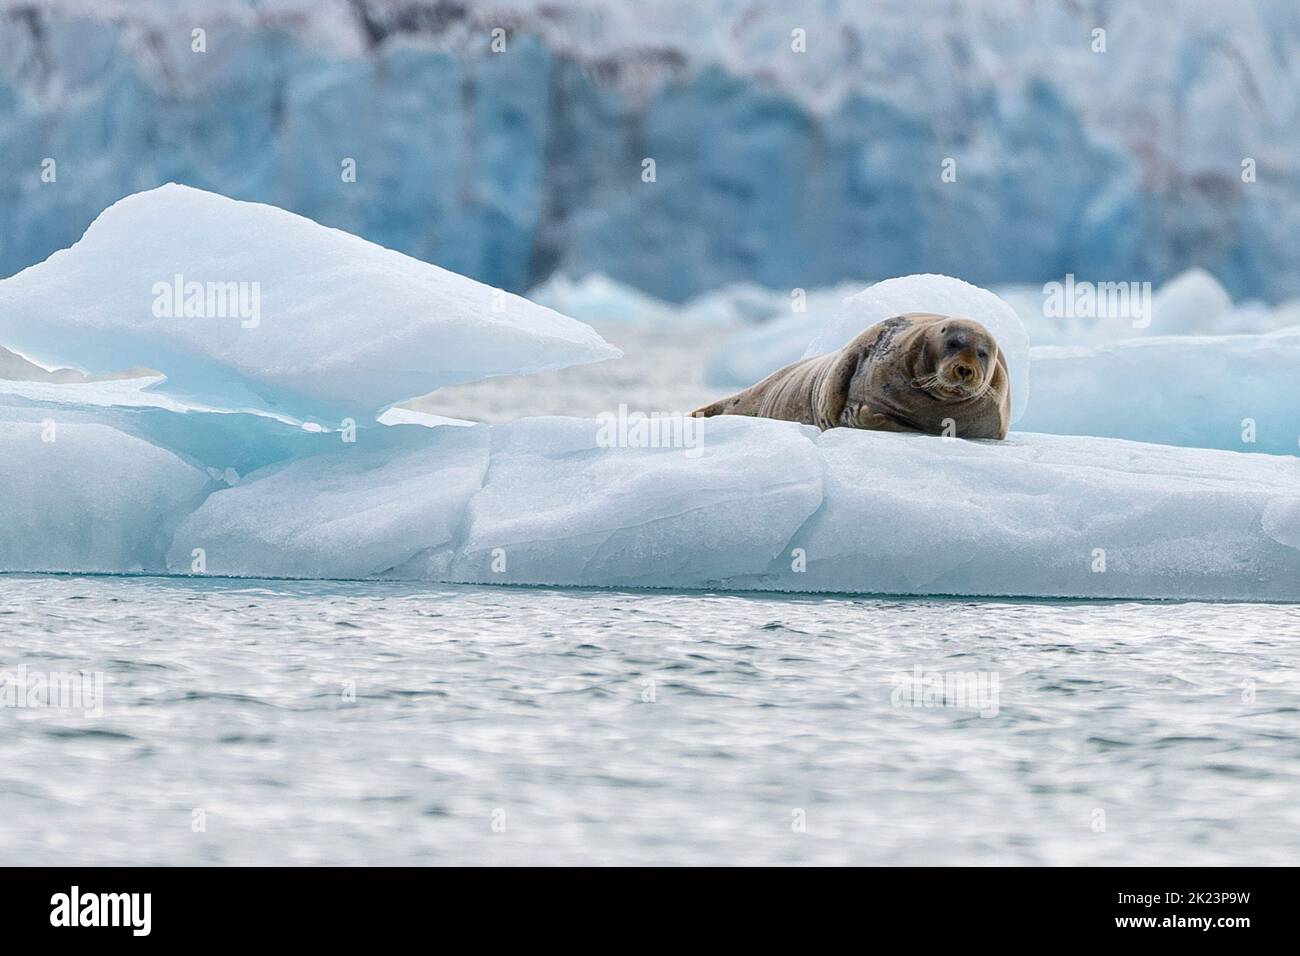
[692, 313, 1010, 440]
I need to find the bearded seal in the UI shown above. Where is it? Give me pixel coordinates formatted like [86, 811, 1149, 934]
[691, 313, 1010, 440]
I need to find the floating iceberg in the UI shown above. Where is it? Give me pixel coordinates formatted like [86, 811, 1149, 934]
[1148, 268, 1235, 335]
[0, 185, 620, 420]
[3, 212, 1294, 602]
[152, 416, 1300, 601]
[1021, 328, 1300, 456]
[528, 271, 854, 331]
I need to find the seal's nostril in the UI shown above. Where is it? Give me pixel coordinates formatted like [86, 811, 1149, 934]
[956, 365, 972, 380]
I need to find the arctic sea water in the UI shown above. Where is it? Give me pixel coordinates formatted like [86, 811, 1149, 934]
[3, 575, 1298, 866]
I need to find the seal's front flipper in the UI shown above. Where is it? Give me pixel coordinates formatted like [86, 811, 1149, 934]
[690, 399, 727, 418]
[852, 406, 923, 433]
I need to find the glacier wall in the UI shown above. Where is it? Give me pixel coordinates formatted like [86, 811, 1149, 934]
[2, 0, 1300, 302]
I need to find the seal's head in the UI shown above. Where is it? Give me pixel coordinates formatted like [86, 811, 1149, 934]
[825, 312, 1011, 438]
[911, 316, 1001, 402]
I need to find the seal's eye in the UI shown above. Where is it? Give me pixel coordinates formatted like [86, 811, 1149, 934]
[945, 338, 961, 351]
[977, 349, 988, 360]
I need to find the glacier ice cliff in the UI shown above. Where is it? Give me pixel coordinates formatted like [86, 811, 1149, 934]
[3, 0, 1300, 302]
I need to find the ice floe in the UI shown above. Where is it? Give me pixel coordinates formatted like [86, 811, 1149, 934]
[6, 382, 1298, 599]
[1000, 269, 1300, 345]
[151, 416, 1300, 600]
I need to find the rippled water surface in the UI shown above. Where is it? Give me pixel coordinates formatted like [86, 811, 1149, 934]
[2, 575, 1298, 865]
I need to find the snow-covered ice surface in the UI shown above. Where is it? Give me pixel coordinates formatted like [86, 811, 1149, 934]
[0, 185, 619, 420]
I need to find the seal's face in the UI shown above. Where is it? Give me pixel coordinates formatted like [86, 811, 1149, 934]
[913, 317, 999, 401]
